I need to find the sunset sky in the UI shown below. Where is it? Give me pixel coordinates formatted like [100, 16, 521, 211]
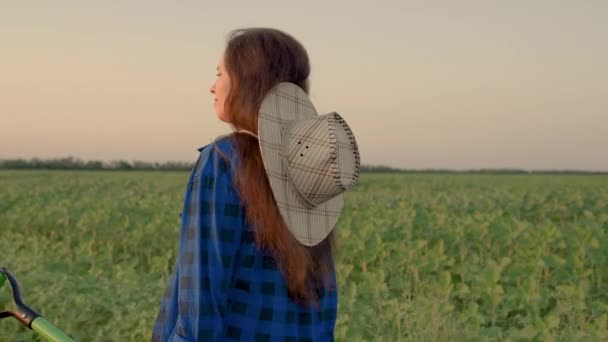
[1, 1, 607, 171]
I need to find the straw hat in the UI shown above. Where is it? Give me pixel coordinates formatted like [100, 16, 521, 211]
[252, 82, 360, 247]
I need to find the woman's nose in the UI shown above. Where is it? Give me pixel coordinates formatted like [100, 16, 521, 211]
[209, 84, 215, 94]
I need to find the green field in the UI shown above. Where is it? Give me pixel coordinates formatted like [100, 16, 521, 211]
[1, 171, 607, 341]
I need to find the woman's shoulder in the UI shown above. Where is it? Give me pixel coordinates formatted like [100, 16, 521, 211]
[198, 134, 232, 152]
[195, 135, 238, 180]
[212, 135, 237, 157]
[198, 134, 236, 158]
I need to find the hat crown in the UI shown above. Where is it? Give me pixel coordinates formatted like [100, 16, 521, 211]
[282, 113, 360, 207]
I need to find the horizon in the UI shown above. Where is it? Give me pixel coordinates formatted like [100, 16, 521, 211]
[1, 155, 607, 173]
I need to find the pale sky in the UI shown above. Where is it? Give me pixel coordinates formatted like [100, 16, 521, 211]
[1, 1, 607, 171]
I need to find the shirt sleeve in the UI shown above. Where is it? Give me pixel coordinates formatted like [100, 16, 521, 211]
[171, 143, 243, 341]
[151, 263, 179, 342]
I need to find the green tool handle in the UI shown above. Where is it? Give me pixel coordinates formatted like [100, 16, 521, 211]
[31, 317, 75, 342]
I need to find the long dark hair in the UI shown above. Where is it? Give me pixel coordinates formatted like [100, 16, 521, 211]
[216, 27, 337, 307]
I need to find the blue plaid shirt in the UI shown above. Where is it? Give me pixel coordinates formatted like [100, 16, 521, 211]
[151, 137, 338, 341]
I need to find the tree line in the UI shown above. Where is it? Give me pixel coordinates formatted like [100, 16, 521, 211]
[0, 157, 606, 174]
[0, 157, 192, 171]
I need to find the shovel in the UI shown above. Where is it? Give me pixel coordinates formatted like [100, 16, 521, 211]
[0, 267, 75, 341]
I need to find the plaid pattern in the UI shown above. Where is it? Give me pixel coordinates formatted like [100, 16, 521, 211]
[258, 83, 360, 247]
[151, 137, 338, 341]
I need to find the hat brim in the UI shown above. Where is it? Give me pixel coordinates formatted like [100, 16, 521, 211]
[258, 82, 344, 247]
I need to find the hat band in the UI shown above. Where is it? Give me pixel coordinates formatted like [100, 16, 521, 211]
[328, 112, 360, 191]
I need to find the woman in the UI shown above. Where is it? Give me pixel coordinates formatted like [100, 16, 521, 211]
[152, 27, 360, 341]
